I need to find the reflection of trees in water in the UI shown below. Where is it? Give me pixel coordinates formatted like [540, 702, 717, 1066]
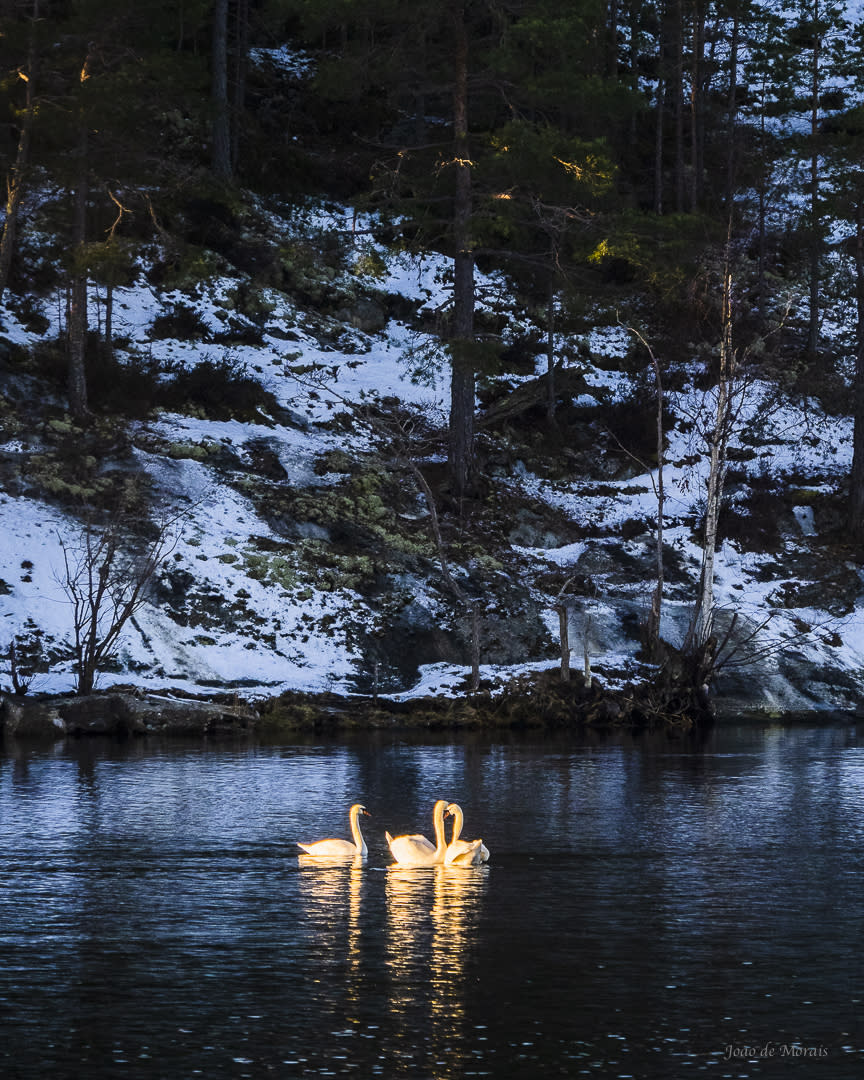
[385, 864, 487, 1077]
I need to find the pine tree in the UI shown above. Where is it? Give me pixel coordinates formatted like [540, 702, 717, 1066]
[825, 18, 864, 539]
[776, 0, 849, 360]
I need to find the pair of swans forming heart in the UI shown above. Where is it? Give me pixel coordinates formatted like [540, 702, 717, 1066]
[297, 801, 490, 867]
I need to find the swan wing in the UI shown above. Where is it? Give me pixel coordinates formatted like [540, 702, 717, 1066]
[445, 838, 476, 864]
[446, 838, 487, 866]
[387, 832, 439, 867]
[297, 838, 358, 857]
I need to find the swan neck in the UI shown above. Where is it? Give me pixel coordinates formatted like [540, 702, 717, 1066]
[451, 806, 464, 844]
[350, 807, 367, 854]
[434, 803, 447, 855]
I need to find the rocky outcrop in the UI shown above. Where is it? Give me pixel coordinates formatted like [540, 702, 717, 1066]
[1, 691, 259, 739]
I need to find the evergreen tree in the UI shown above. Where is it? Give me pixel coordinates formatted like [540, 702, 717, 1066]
[775, 0, 848, 360]
[825, 18, 864, 539]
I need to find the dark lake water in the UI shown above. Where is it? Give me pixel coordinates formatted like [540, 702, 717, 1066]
[2, 723, 863, 1079]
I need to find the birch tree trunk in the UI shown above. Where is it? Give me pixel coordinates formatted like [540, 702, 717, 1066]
[694, 268, 734, 648]
[545, 285, 556, 427]
[104, 280, 114, 358]
[648, 350, 665, 654]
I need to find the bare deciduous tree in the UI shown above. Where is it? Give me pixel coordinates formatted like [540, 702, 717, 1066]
[691, 265, 747, 652]
[2, 620, 44, 696]
[58, 508, 181, 695]
[620, 322, 667, 658]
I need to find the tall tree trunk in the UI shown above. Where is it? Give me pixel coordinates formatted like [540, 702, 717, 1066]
[545, 283, 556, 427]
[724, 3, 740, 210]
[653, 4, 667, 216]
[557, 603, 570, 682]
[67, 50, 94, 422]
[654, 73, 665, 214]
[647, 350, 665, 654]
[626, 326, 665, 656]
[674, 0, 685, 213]
[694, 267, 734, 648]
[104, 280, 114, 357]
[849, 195, 864, 539]
[230, 0, 249, 172]
[607, 0, 618, 78]
[756, 78, 768, 311]
[689, 0, 705, 211]
[413, 26, 428, 145]
[470, 603, 480, 693]
[212, 0, 232, 181]
[67, 140, 89, 421]
[448, 0, 475, 503]
[807, 0, 821, 360]
[0, 0, 39, 305]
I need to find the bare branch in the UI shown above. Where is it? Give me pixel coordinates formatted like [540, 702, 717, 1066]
[56, 505, 184, 694]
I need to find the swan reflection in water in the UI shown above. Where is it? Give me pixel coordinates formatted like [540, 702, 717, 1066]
[297, 853, 366, 1010]
[385, 862, 487, 1075]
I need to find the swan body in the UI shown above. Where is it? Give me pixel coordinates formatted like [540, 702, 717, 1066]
[297, 803, 370, 857]
[445, 803, 489, 866]
[385, 800, 449, 867]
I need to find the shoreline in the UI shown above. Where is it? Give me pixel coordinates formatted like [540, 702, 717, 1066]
[1, 672, 858, 741]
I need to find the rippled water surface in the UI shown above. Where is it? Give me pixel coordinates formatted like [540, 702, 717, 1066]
[2, 724, 863, 1078]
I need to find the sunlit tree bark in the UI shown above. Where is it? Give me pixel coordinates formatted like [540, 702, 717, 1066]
[448, 0, 475, 503]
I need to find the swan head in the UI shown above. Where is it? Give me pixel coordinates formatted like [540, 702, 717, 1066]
[350, 803, 371, 817]
[445, 802, 461, 818]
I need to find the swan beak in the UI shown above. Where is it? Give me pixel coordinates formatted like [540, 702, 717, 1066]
[361, 808, 371, 817]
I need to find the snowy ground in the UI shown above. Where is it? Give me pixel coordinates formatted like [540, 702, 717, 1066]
[2, 201, 864, 709]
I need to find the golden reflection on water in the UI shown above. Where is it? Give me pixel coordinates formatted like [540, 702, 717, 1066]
[297, 854, 365, 1015]
[386, 863, 487, 1078]
[295, 856, 487, 1076]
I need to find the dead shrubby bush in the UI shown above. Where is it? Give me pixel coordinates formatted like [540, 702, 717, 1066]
[157, 355, 279, 421]
[2, 620, 45, 695]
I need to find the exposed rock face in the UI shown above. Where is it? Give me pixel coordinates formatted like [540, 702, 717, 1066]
[1, 692, 259, 739]
[0, 697, 66, 739]
[563, 594, 864, 721]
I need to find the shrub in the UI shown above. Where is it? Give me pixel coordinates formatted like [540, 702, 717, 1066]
[157, 355, 279, 421]
[149, 303, 211, 341]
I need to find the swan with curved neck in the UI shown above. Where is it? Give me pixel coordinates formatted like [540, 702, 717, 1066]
[297, 803, 370, 857]
[445, 803, 489, 865]
[385, 800, 449, 867]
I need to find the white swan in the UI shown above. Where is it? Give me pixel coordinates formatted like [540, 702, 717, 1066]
[445, 803, 489, 866]
[297, 803, 370, 857]
[385, 799, 449, 867]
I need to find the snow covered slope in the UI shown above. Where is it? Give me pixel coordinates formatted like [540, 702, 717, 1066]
[1, 199, 863, 714]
